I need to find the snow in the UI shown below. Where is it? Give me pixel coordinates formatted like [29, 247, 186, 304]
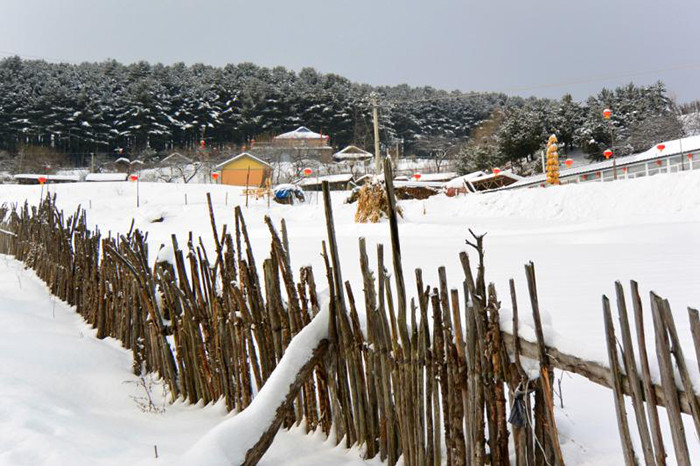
[405, 171, 457, 182]
[1, 169, 700, 464]
[470, 169, 522, 183]
[275, 126, 325, 140]
[0, 255, 226, 466]
[85, 173, 129, 182]
[333, 145, 373, 161]
[297, 173, 353, 186]
[0, 256, 377, 466]
[182, 302, 330, 465]
[13, 174, 81, 182]
[445, 170, 485, 188]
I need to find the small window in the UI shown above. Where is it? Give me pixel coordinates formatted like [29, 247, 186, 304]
[627, 164, 645, 175]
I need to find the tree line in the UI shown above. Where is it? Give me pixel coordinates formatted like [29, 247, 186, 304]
[0, 56, 686, 173]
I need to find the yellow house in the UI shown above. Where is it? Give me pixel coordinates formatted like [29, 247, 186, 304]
[216, 152, 272, 187]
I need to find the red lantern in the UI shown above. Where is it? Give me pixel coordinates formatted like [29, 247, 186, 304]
[413, 173, 422, 180]
[38, 176, 47, 184]
[603, 108, 612, 119]
[303, 168, 313, 176]
[622, 167, 628, 172]
[211, 172, 220, 181]
[564, 158, 573, 167]
[656, 160, 663, 167]
[603, 149, 613, 159]
[200, 139, 206, 149]
[493, 168, 501, 175]
[129, 174, 138, 182]
[656, 144, 665, 151]
[687, 153, 693, 160]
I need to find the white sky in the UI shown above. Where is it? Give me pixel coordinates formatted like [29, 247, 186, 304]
[1, 0, 699, 101]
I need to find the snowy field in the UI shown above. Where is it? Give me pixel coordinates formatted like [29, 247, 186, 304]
[1, 171, 700, 464]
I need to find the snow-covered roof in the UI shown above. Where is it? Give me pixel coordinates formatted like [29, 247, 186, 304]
[160, 152, 192, 165]
[333, 145, 373, 161]
[114, 157, 131, 164]
[85, 173, 129, 182]
[407, 172, 458, 182]
[445, 171, 486, 188]
[14, 174, 80, 182]
[275, 126, 328, 140]
[297, 173, 354, 186]
[394, 181, 445, 189]
[471, 170, 522, 183]
[215, 152, 272, 169]
[505, 134, 700, 190]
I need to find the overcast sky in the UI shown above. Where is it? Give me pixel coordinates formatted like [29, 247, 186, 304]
[2, 0, 699, 101]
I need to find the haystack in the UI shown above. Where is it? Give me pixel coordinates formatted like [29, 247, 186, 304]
[354, 181, 403, 223]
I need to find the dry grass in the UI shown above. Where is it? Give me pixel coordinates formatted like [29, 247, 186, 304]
[354, 182, 403, 223]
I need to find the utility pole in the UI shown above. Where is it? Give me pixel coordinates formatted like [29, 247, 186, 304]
[603, 108, 617, 180]
[371, 93, 381, 175]
[540, 150, 546, 173]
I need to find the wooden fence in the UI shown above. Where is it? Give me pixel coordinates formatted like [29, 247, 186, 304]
[0, 164, 699, 465]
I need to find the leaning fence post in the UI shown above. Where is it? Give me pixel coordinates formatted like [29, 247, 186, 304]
[524, 262, 565, 465]
[614, 282, 655, 465]
[603, 295, 638, 466]
[630, 281, 666, 465]
[650, 292, 691, 466]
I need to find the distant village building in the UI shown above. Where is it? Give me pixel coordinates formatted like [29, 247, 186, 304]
[250, 126, 334, 164]
[85, 173, 129, 182]
[216, 152, 272, 187]
[332, 145, 373, 163]
[159, 152, 193, 167]
[13, 174, 80, 184]
[297, 173, 354, 191]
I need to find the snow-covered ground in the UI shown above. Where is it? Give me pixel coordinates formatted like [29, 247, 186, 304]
[0, 256, 383, 466]
[1, 169, 699, 464]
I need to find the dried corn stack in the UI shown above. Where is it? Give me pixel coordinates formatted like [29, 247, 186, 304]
[546, 134, 560, 186]
[354, 181, 403, 223]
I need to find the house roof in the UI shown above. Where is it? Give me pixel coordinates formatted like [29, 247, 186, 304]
[333, 145, 373, 161]
[14, 174, 80, 182]
[504, 134, 700, 190]
[160, 152, 193, 165]
[470, 170, 522, 184]
[407, 172, 458, 182]
[216, 152, 272, 169]
[445, 171, 486, 188]
[85, 173, 129, 182]
[297, 173, 354, 186]
[275, 126, 328, 140]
